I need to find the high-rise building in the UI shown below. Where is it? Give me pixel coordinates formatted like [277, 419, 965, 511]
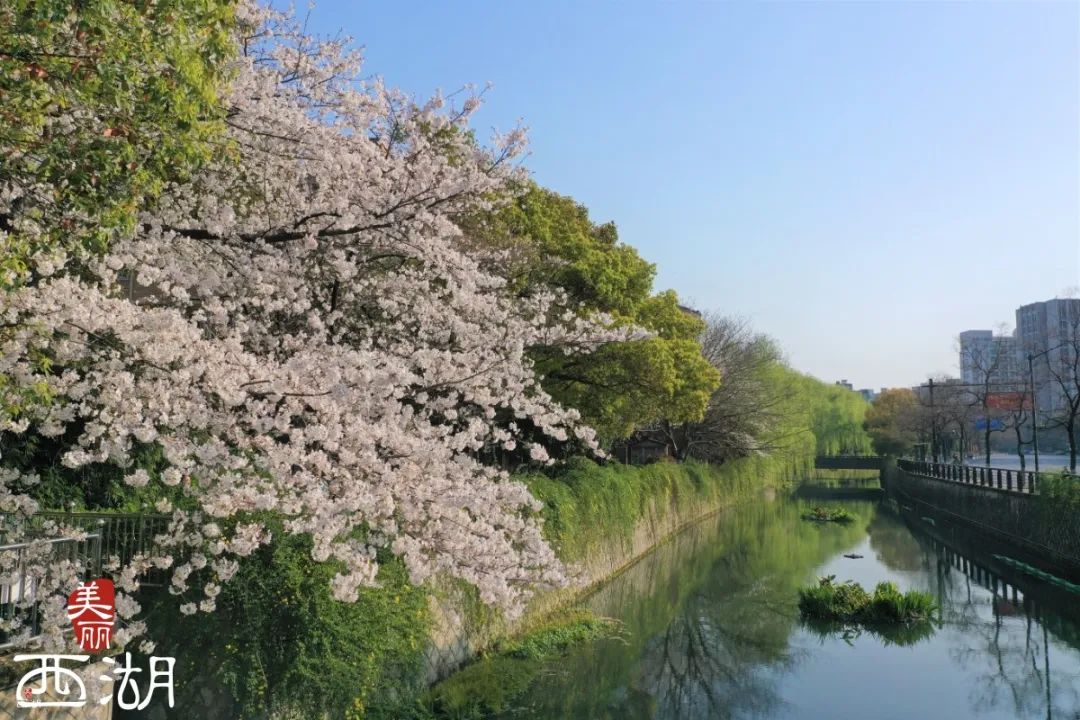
[958, 330, 1020, 387]
[1016, 298, 1080, 417]
[835, 380, 854, 391]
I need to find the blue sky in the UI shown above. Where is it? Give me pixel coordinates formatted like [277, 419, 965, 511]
[304, 0, 1078, 390]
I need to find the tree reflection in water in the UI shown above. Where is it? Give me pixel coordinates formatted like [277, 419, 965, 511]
[925, 537, 1080, 720]
[495, 497, 1080, 720]
[502, 498, 870, 719]
[632, 583, 799, 719]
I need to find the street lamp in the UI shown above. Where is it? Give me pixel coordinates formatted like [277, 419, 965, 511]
[1027, 342, 1068, 474]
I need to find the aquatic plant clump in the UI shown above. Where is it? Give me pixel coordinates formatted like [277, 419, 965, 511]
[802, 506, 856, 524]
[798, 576, 937, 623]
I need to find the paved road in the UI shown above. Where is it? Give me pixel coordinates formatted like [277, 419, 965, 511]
[963, 453, 1071, 471]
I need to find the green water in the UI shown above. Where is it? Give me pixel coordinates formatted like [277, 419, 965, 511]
[477, 491, 1080, 719]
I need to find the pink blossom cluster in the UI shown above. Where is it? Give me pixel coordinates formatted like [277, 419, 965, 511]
[0, 3, 635, 649]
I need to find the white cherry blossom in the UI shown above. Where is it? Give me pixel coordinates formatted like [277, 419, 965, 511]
[0, 2, 637, 650]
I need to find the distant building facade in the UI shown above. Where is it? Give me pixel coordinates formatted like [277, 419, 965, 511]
[1015, 298, 1080, 417]
[835, 379, 854, 391]
[958, 330, 1020, 387]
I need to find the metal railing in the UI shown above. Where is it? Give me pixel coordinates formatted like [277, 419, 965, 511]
[0, 533, 102, 649]
[0, 511, 168, 569]
[897, 459, 1057, 494]
[0, 511, 169, 649]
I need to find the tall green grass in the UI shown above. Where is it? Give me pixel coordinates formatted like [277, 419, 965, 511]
[523, 454, 806, 563]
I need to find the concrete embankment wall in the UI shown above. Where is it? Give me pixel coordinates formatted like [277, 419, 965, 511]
[422, 455, 810, 683]
[883, 462, 1080, 580]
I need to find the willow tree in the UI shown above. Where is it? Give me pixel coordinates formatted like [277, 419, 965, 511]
[654, 315, 871, 463]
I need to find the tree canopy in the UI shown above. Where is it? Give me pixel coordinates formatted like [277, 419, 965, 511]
[459, 184, 720, 440]
[1, 5, 627, 649]
[647, 314, 872, 462]
[0, 0, 236, 286]
[864, 388, 923, 457]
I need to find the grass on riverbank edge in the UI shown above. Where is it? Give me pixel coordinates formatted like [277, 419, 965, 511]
[801, 506, 856, 523]
[420, 609, 620, 718]
[798, 576, 937, 624]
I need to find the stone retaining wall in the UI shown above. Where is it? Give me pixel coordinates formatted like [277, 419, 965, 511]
[884, 462, 1080, 579]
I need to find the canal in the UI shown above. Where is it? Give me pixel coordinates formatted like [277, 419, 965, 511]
[475, 479, 1080, 719]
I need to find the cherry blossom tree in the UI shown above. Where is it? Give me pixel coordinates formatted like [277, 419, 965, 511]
[0, 2, 628, 650]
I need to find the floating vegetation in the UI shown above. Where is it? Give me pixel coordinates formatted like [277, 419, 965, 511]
[802, 506, 856, 523]
[798, 576, 938, 624]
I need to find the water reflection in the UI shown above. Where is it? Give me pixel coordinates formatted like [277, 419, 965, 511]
[914, 515, 1080, 719]
[497, 494, 1080, 720]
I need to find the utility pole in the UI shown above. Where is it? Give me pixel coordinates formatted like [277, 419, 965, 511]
[1028, 353, 1040, 473]
[928, 377, 937, 463]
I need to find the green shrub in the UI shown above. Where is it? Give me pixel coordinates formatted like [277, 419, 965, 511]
[797, 576, 870, 619]
[868, 581, 936, 623]
[134, 530, 430, 720]
[1039, 471, 1080, 517]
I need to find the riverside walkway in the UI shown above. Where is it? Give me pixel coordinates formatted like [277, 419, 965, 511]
[897, 459, 1069, 495]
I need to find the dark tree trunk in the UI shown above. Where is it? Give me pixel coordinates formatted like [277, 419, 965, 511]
[1069, 417, 1077, 473]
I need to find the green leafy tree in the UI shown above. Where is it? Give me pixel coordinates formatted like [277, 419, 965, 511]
[864, 388, 923, 456]
[460, 184, 719, 440]
[639, 316, 871, 462]
[0, 0, 236, 285]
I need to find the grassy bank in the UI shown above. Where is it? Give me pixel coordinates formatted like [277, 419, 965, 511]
[421, 609, 620, 718]
[524, 453, 808, 564]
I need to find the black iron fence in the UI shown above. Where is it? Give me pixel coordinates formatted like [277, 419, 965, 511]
[897, 459, 1056, 494]
[0, 512, 170, 648]
[0, 533, 102, 649]
[0, 512, 168, 569]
